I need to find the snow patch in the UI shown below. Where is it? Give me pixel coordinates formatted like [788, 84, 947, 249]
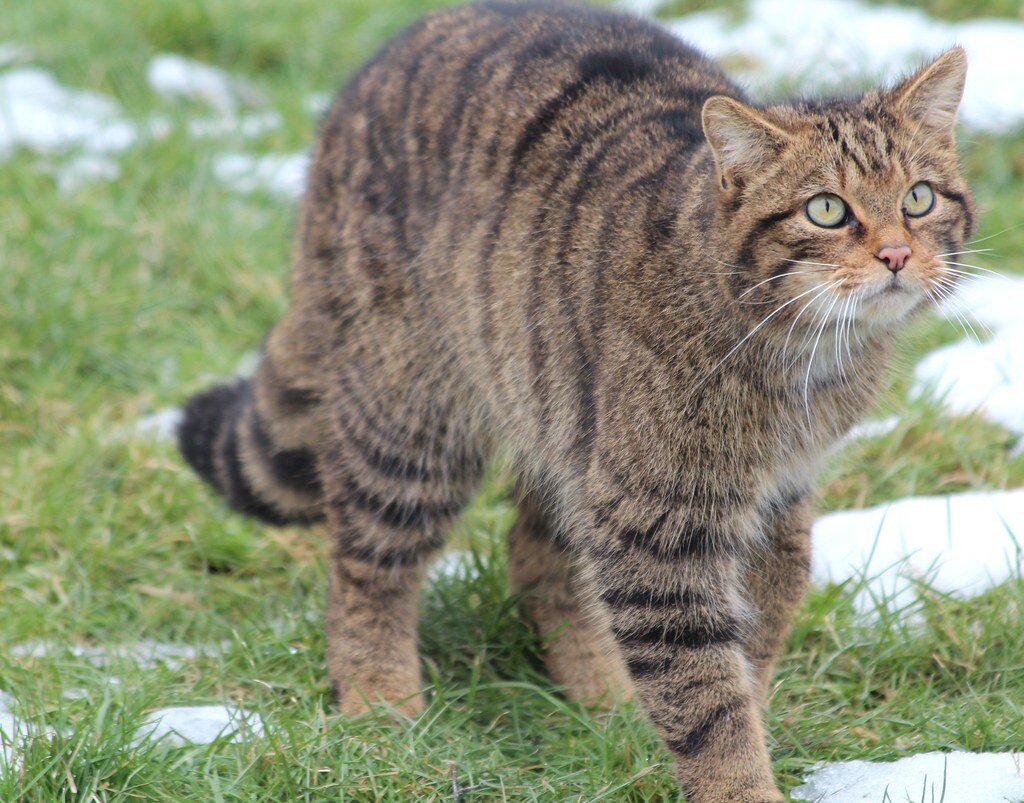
[0, 706, 26, 767]
[0, 68, 135, 158]
[147, 54, 265, 115]
[304, 92, 332, 116]
[428, 549, 482, 584]
[811, 489, 1024, 614]
[136, 705, 263, 747]
[616, 0, 667, 16]
[0, 55, 282, 193]
[235, 349, 261, 378]
[940, 274, 1024, 332]
[185, 110, 281, 140]
[9, 640, 226, 671]
[133, 407, 184, 442]
[840, 415, 900, 446]
[914, 322, 1024, 436]
[52, 153, 121, 193]
[791, 750, 1024, 802]
[912, 275, 1024, 437]
[0, 43, 31, 68]
[664, 0, 1024, 131]
[0, 691, 55, 769]
[212, 151, 309, 199]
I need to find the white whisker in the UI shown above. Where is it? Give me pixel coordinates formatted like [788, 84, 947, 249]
[966, 223, 1024, 247]
[931, 273, 995, 338]
[934, 248, 994, 258]
[928, 287, 973, 342]
[780, 258, 840, 268]
[782, 280, 842, 365]
[936, 260, 1007, 279]
[694, 280, 840, 393]
[803, 289, 843, 423]
[833, 295, 847, 382]
[704, 255, 747, 272]
[929, 280, 984, 342]
[842, 293, 860, 377]
[738, 270, 816, 299]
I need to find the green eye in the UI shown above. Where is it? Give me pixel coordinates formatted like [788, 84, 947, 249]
[806, 193, 847, 228]
[903, 181, 935, 217]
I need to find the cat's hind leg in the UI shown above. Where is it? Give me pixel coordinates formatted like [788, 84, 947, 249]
[319, 367, 485, 717]
[507, 490, 633, 706]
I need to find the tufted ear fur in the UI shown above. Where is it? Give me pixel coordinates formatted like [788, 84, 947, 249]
[701, 96, 792, 192]
[887, 47, 967, 139]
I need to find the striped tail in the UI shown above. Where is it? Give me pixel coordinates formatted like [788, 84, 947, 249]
[178, 376, 324, 526]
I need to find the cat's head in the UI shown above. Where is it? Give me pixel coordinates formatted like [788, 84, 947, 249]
[701, 48, 975, 334]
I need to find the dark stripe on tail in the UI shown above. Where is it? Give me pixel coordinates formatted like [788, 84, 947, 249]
[178, 381, 244, 490]
[178, 380, 324, 526]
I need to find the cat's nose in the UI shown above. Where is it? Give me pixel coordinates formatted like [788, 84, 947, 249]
[877, 244, 912, 273]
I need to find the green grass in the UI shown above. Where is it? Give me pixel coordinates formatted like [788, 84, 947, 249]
[655, 0, 1024, 21]
[2, 0, 1023, 800]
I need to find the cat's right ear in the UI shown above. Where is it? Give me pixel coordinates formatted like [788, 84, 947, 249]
[701, 96, 791, 192]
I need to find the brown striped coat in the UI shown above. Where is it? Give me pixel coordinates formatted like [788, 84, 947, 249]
[178, 4, 975, 799]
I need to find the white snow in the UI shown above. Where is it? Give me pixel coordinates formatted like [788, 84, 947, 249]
[939, 273, 1024, 332]
[0, 43, 30, 68]
[8, 639, 225, 671]
[914, 323, 1024, 436]
[0, 691, 20, 764]
[185, 110, 281, 139]
[791, 750, 1024, 802]
[136, 705, 263, 747]
[52, 153, 121, 193]
[811, 489, 1024, 614]
[0, 52, 283, 194]
[133, 407, 184, 442]
[146, 54, 265, 116]
[0, 68, 136, 158]
[661, 0, 1024, 131]
[304, 92, 331, 116]
[841, 415, 900, 446]
[235, 349, 262, 377]
[2, 692, 262, 762]
[913, 275, 1024, 437]
[0, 690, 55, 769]
[428, 549, 482, 584]
[0, 64, 135, 191]
[212, 151, 309, 199]
[0, 702, 25, 767]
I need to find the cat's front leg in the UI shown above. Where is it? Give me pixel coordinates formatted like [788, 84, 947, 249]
[578, 496, 780, 802]
[744, 491, 814, 701]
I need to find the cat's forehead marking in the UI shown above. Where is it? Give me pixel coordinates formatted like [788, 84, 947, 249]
[803, 105, 918, 198]
[830, 110, 896, 174]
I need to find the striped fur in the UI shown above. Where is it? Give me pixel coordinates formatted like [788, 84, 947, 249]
[177, 4, 975, 799]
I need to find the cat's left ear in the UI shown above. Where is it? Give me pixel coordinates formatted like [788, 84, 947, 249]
[886, 47, 967, 138]
[702, 96, 792, 192]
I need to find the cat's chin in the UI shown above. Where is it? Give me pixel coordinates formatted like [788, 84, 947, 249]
[857, 284, 926, 327]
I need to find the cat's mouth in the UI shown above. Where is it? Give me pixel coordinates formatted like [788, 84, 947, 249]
[855, 273, 927, 325]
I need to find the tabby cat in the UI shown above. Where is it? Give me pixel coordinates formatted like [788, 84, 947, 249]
[177, 2, 974, 799]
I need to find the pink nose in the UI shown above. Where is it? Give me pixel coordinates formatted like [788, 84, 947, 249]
[877, 244, 912, 273]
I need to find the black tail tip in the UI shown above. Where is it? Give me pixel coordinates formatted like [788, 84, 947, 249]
[177, 380, 249, 492]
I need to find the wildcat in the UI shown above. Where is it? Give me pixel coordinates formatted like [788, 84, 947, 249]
[177, 2, 974, 799]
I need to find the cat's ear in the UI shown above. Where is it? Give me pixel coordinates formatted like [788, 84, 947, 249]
[886, 47, 967, 138]
[701, 96, 791, 192]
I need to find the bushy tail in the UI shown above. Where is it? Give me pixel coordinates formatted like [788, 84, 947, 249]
[178, 372, 324, 526]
